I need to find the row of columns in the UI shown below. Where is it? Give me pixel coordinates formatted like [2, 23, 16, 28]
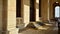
[0, 0, 40, 34]
[23, 0, 40, 27]
[1, 0, 55, 34]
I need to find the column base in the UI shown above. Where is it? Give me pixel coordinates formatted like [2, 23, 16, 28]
[8, 28, 19, 34]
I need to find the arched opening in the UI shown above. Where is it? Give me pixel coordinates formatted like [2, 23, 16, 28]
[53, 2, 60, 19]
[55, 6, 60, 18]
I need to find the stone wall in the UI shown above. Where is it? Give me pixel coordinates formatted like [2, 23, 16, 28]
[0, 0, 2, 32]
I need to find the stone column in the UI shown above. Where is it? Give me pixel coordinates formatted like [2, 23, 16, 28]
[0, 0, 3, 34]
[23, 0, 30, 27]
[36, 0, 40, 21]
[2, 0, 19, 34]
[7, 0, 19, 34]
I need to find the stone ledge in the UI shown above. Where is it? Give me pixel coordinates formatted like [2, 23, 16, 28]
[8, 28, 19, 34]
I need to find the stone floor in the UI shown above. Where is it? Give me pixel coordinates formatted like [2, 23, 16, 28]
[18, 28, 58, 34]
[18, 22, 58, 34]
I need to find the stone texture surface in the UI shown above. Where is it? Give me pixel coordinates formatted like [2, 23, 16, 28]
[0, 1, 2, 34]
[7, 0, 16, 30]
[23, 0, 30, 27]
[19, 22, 58, 34]
[19, 27, 58, 34]
[0, 0, 2, 30]
[7, 0, 19, 34]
